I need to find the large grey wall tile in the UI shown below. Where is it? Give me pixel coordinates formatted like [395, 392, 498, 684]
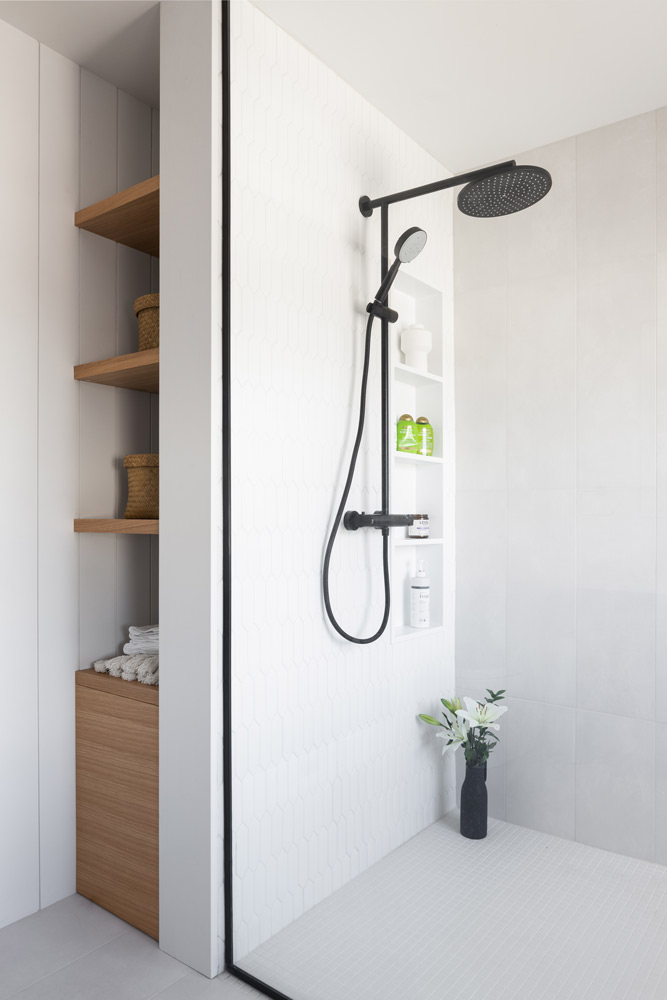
[577, 256, 655, 491]
[577, 112, 655, 270]
[576, 709, 654, 861]
[506, 698, 575, 839]
[507, 272, 575, 490]
[577, 489, 656, 720]
[506, 489, 576, 707]
[455, 490, 506, 691]
[507, 137, 576, 283]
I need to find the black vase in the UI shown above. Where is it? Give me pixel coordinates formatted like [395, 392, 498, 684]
[460, 763, 488, 839]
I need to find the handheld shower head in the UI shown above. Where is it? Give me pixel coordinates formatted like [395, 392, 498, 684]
[373, 227, 427, 306]
[457, 164, 552, 218]
[395, 226, 427, 263]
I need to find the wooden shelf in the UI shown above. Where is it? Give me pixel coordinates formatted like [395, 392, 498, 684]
[74, 349, 158, 393]
[75, 175, 159, 256]
[74, 519, 159, 535]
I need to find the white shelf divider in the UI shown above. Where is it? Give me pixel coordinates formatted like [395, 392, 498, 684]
[394, 362, 443, 388]
[392, 624, 445, 643]
[394, 537, 444, 548]
[394, 451, 443, 466]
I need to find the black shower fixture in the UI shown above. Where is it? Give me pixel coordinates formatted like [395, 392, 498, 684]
[358, 159, 552, 220]
[323, 158, 553, 644]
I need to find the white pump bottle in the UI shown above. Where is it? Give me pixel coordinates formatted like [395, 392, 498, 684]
[410, 560, 430, 628]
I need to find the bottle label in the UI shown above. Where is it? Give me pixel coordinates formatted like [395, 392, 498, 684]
[397, 420, 418, 453]
[410, 587, 430, 628]
[408, 516, 430, 538]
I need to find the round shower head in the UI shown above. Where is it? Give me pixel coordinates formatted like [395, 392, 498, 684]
[457, 165, 552, 218]
[395, 226, 427, 262]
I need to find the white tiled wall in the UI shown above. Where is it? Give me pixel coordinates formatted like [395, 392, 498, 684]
[230, 0, 454, 957]
[455, 109, 667, 861]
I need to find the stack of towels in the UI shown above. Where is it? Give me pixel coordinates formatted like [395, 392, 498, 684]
[124, 625, 159, 656]
[94, 625, 159, 685]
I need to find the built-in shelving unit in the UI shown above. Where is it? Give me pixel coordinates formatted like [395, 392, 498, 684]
[389, 271, 446, 642]
[74, 176, 159, 537]
[74, 519, 159, 534]
[75, 175, 159, 256]
[74, 348, 159, 393]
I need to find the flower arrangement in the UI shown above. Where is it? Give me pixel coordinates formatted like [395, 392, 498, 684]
[419, 690, 507, 768]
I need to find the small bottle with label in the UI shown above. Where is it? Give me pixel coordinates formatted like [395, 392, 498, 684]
[408, 514, 430, 539]
[410, 561, 430, 629]
[397, 413, 418, 453]
[416, 416, 434, 456]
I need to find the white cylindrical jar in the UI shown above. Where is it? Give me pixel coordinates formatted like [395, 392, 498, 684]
[400, 323, 432, 372]
[410, 560, 430, 628]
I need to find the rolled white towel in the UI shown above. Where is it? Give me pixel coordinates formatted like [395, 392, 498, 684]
[139, 665, 159, 686]
[95, 654, 127, 678]
[137, 655, 159, 684]
[120, 654, 146, 682]
[92, 653, 158, 685]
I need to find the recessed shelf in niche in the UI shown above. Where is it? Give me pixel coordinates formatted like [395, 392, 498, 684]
[394, 451, 443, 466]
[74, 349, 159, 393]
[393, 623, 445, 643]
[394, 363, 443, 388]
[389, 269, 446, 643]
[394, 537, 444, 548]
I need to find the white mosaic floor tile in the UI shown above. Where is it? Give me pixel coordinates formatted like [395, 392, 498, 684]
[238, 813, 667, 1000]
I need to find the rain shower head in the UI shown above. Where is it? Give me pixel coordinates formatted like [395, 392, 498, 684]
[395, 226, 427, 262]
[457, 164, 552, 218]
[359, 159, 552, 220]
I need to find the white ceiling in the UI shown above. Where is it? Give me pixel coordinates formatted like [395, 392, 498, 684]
[254, 0, 667, 172]
[0, 1, 160, 107]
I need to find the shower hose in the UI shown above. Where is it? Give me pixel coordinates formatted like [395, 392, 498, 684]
[322, 310, 390, 644]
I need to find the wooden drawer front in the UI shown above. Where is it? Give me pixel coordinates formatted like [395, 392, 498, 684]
[76, 684, 159, 939]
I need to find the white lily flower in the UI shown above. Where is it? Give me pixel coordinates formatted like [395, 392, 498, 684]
[456, 697, 507, 731]
[435, 717, 469, 755]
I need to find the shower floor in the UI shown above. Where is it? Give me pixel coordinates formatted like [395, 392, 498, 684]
[238, 812, 667, 1000]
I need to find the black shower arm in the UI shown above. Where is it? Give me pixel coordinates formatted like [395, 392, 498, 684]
[358, 159, 516, 217]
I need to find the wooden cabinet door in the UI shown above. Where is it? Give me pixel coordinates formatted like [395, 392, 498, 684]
[76, 676, 159, 939]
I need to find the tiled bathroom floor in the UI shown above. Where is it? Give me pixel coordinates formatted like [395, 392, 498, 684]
[0, 894, 257, 1000]
[239, 812, 667, 1000]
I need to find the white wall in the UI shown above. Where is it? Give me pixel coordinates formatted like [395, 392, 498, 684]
[159, 0, 223, 978]
[0, 13, 157, 929]
[230, 0, 454, 960]
[0, 16, 40, 930]
[455, 109, 667, 863]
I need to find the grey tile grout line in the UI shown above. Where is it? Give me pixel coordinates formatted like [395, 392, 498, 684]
[574, 132, 579, 847]
[654, 111, 658, 867]
[141, 968, 192, 1000]
[5, 926, 133, 999]
[36, 36, 42, 912]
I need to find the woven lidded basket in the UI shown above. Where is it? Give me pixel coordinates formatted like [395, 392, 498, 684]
[134, 293, 159, 350]
[124, 454, 159, 519]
